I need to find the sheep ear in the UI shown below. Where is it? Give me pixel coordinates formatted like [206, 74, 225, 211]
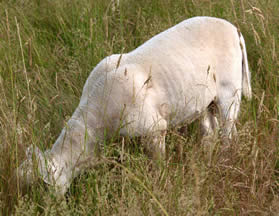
[36, 150, 54, 185]
[25, 145, 54, 185]
[25, 145, 36, 158]
[25, 145, 44, 160]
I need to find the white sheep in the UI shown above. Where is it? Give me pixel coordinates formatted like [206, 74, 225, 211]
[18, 16, 252, 195]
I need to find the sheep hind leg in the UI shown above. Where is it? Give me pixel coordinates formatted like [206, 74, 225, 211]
[200, 109, 219, 137]
[200, 109, 219, 165]
[217, 89, 241, 145]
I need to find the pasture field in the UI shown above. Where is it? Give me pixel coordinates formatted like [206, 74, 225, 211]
[0, 0, 278, 215]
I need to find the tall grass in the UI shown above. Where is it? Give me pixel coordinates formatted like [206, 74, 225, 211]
[0, 0, 278, 215]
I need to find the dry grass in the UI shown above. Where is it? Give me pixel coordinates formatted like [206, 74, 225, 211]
[0, 0, 278, 215]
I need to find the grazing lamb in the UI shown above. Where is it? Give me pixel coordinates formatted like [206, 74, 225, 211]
[18, 16, 252, 195]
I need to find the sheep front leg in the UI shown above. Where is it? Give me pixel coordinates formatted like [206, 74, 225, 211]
[150, 130, 167, 161]
[143, 118, 167, 161]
